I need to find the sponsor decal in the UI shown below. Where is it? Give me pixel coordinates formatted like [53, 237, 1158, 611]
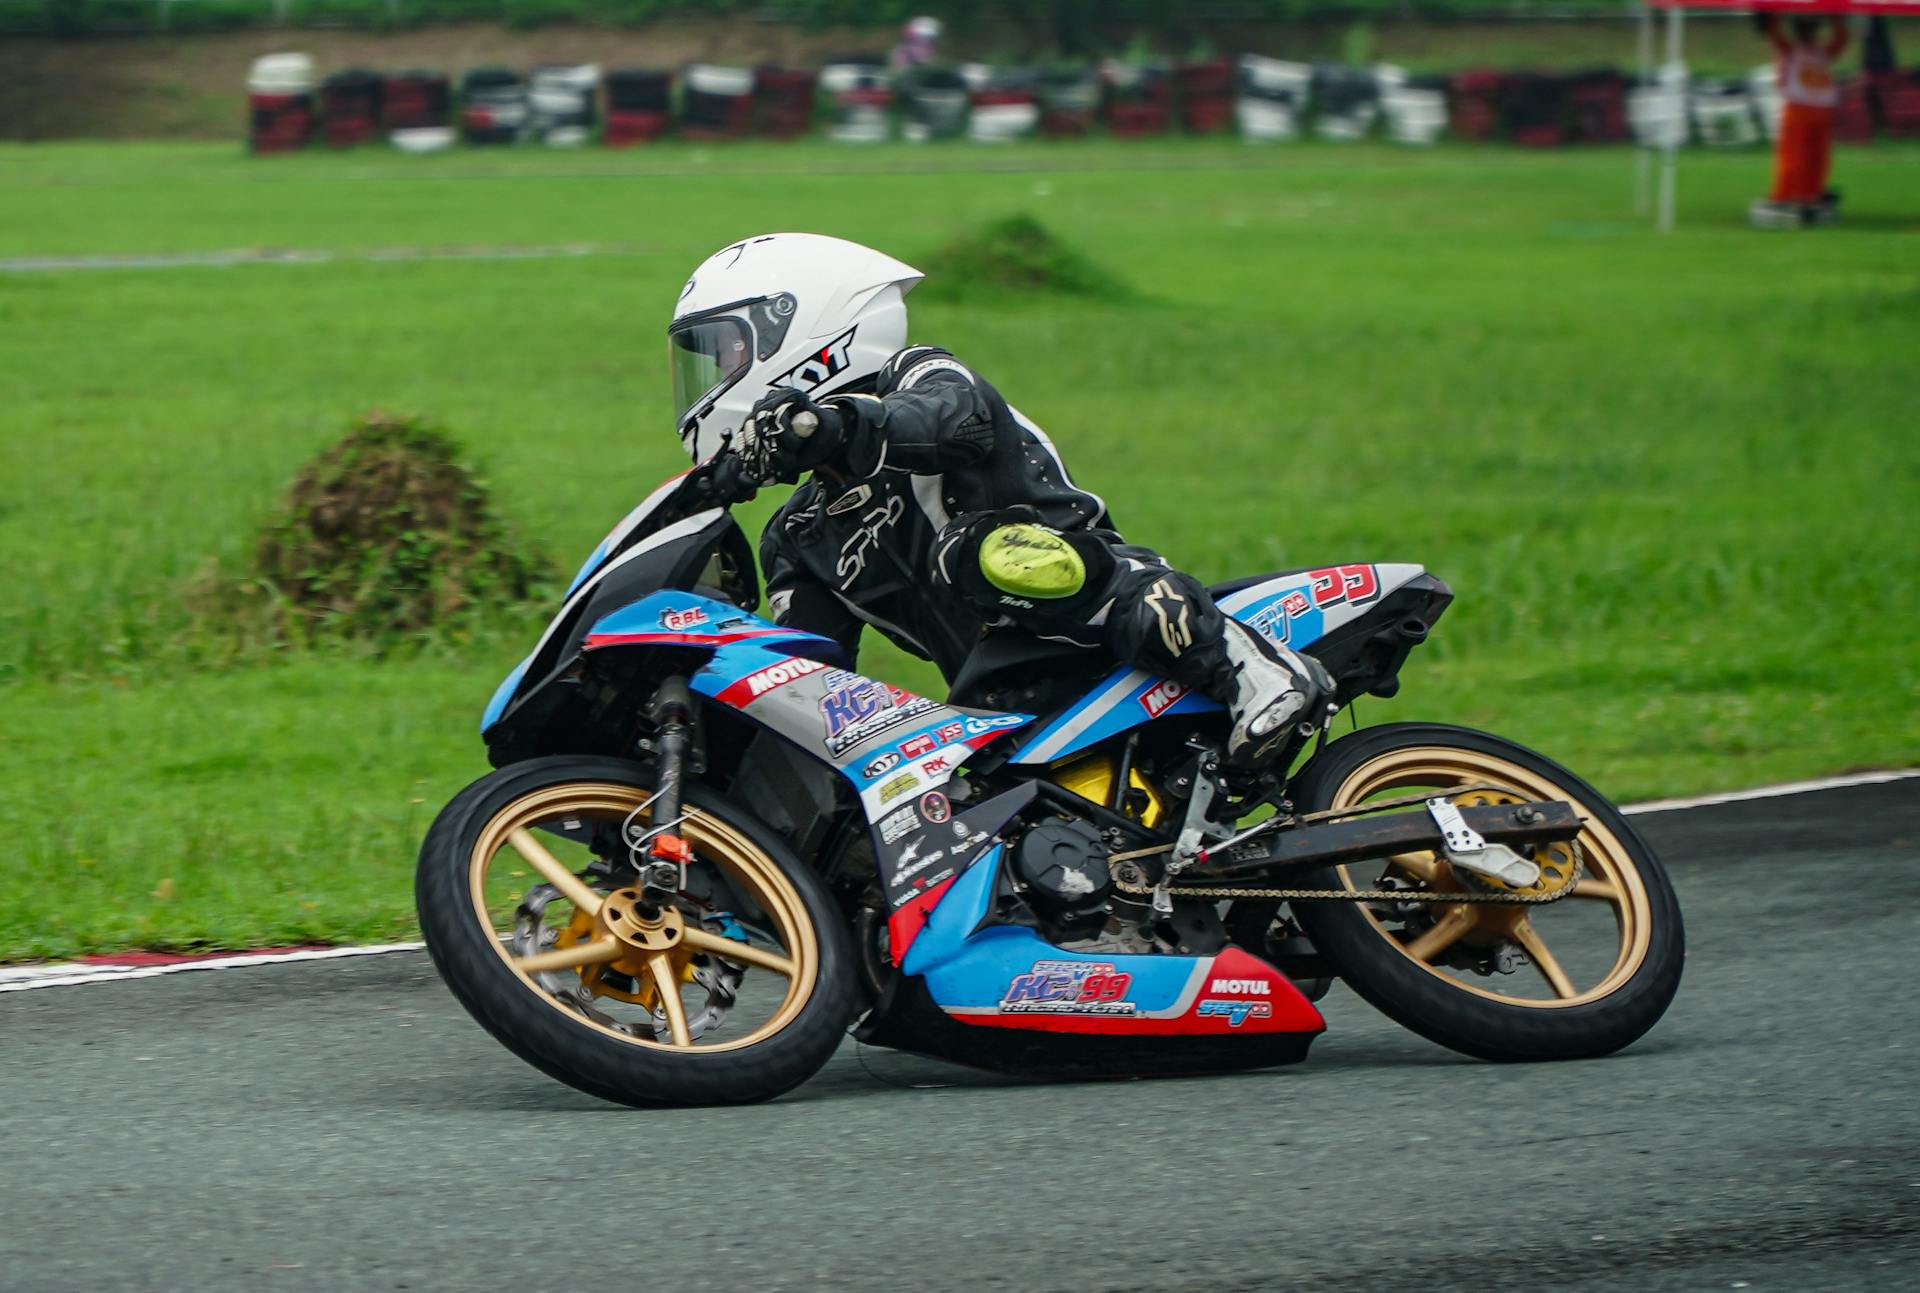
[862, 751, 903, 778]
[1248, 602, 1291, 646]
[659, 606, 710, 632]
[1144, 578, 1194, 657]
[1209, 978, 1272, 995]
[1282, 590, 1310, 616]
[817, 669, 938, 756]
[1306, 564, 1380, 611]
[998, 596, 1035, 609]
[919, 753, 956, 777]
[919, 792, 952, 825]
[879, 807, 917, 845]
[1197, 999, 1275, 1028]
[899, 734, 936, 759]
[825, 483, 873, 517]
[891, 840, 948, 885]
[739, 657, 828, 698]
[1000, 960, 1137, 1016]
[962, 715, 1028, 736]
[834, 494, 907, 587]
[877, 772, 919, 805]
[768, 326, 857, 391]
[1139, 679, 1188, 719]
[936, 721, 964, 742]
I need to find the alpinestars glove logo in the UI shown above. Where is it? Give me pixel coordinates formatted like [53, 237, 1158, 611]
[769, 326, 857, 391]
[1145, 578, 1194, 657]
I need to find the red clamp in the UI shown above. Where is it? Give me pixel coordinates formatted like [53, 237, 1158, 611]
[648, 833, 694, 866]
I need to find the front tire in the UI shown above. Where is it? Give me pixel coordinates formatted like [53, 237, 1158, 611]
[416, 755, 858, 1106]
[1283, 723, 1684, 1062]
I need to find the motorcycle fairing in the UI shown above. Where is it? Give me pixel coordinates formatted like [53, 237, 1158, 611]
[1004, 561, 1430, 765]
[579, 590, 1039, 961]
[900, 843, 1323, 1038]
[483, 507, 730, 735]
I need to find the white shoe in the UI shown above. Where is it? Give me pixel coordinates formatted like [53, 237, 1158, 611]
[1221, 620, 1328, 767]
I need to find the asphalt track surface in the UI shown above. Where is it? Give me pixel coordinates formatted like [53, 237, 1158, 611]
[4, 780, 1915, 1292]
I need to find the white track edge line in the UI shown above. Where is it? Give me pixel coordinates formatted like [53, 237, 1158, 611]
[2, 767, 1913, 993]
[1619, 766, 1919, 815]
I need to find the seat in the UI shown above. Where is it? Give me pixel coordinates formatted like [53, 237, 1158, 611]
[945, 630, 1104, 712]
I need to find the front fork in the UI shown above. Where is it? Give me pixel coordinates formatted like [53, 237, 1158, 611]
[635, 675, 696, 897]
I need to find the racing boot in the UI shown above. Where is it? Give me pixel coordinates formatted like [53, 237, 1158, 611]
[1217, 619, 1334, 769]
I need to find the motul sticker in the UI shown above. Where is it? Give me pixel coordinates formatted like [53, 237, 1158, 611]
[1139, 679, 1188, 718]
[739, 657, 827, 698]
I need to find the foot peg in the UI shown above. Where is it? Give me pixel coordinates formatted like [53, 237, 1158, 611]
[1426, 797, 1541, 888]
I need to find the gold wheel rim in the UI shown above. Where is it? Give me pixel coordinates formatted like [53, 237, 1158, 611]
[467, 783, 820, 1052]
[1330, 747, 1652, 1009]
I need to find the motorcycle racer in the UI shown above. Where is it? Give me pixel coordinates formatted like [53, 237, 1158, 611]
[668, 232, 1331, 769]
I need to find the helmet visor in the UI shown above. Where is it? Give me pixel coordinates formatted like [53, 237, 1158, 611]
[668, 315, 753, 430]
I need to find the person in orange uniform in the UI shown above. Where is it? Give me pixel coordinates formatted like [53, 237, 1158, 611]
[1764, 12, 1851, 217]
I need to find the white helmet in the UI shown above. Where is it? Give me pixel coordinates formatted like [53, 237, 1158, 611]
[668, 233, 923, 463]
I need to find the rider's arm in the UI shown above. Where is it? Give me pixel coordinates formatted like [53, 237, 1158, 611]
[761, 518, 863, 665]
[828, 348, 999, 478]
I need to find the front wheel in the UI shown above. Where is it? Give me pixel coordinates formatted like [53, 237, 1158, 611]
[1281, 723, 1684, 1062]
[416, 755, 859, 1106]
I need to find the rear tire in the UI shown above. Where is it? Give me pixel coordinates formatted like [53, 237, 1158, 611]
[416, 755, 858, 1106]
[1286, 723, 1684, 1062]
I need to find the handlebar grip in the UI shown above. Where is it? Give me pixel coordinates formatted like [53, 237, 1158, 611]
[791, 410, 819, 438]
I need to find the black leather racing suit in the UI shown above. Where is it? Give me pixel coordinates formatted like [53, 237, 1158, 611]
[759, 346, 1238, 700]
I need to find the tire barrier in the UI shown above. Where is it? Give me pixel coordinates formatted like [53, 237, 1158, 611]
[240, 53, 1913, 154]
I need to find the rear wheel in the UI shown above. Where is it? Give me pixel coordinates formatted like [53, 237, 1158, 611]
[416, 755, 858, 1106]
[1282, 723, 1684, 1062]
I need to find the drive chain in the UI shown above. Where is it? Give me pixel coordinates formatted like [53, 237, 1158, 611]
[1108, 840, 1586, 906]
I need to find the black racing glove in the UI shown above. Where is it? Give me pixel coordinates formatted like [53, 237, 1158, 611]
[737, 389, 847, 485]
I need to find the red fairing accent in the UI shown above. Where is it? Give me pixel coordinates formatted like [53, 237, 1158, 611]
[959, 945, 1324, 1036]
[887, 876, 957, 966]
[963, 729, 1017, 751]
[582, 628, 791, 650]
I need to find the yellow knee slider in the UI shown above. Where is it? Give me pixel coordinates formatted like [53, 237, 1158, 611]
[978, 524, 1086, 600]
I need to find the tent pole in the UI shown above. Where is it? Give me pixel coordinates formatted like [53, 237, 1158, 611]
[1658, 3, 1684, 232]
[1636, 1, 1654, 214]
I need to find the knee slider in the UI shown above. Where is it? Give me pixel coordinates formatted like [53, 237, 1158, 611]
[978, 524, 1087, 600]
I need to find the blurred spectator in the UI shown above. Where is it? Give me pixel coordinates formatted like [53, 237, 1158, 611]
[891, 16, 943, 72]
[1760, 13, 1849, 211]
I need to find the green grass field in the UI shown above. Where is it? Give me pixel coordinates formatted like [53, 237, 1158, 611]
[1, 139, 1915, 960]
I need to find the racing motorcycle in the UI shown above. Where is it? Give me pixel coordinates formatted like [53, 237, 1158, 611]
[416, 458, 1685, 1107]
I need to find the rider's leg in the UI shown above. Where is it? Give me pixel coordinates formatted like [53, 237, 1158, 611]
[932, 512, 1332, 767]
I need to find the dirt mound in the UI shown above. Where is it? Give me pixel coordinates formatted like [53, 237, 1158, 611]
[222, 411, 549, 645]
[917, 214, 1131, 304]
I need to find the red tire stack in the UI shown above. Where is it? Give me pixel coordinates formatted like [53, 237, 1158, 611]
[756, 67, 817, 139]
[1448, 70, 1502, 142]
[1834, 76, 1875, 143]
[319, 69, 381, 148]
[681, 65, 755, 141]
[1176, 59, 1235, 134]
[1872, 71, 1920, 139]
[1567, 69, 1629, 143]
[247, 54, 315, 154]
[383, 70, 450, 131]
[604, 69, 672, 146]
[1103, 61, 1172, 138]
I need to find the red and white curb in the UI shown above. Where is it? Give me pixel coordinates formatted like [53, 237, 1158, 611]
[3, 768, 1912, 994]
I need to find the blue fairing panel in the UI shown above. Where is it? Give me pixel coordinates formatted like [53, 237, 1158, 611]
[1003, 562, 1428, 764]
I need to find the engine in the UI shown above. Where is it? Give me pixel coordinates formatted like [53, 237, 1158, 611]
[1010, 816, 1113, 933]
